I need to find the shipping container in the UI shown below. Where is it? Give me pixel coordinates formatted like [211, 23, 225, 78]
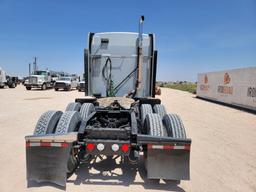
[197, 67, 256, 111]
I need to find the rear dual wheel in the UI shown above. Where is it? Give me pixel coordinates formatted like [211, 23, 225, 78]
[153, 104, 166, 119]
[65, 102, 95, 121]
[33, 101, 96, 178]
[33, 110, 63, 135]
[80, 103, 95, 121]
[33, 110, 83, 178]
[145, 113, 165, 137]
[65, 102, 81, 112]
[163, 114, 187, 139]
[33, 110, 82, 135]
[142, 105, 187, 139]
[141, 104, 153, 127]
[141, 104, 167, 125]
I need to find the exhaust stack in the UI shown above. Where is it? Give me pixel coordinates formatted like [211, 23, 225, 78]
[134, 16, 144, 96]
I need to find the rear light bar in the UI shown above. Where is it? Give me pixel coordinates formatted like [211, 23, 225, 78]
[85, 143, 130, 153]
[148, 144, 190, 151]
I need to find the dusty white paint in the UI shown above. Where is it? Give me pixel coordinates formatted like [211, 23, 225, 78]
[197, 67, 256, 111]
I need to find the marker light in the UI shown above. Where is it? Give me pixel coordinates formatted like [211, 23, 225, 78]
[111, 144, 119, 152]
[97, 143, 105, 151]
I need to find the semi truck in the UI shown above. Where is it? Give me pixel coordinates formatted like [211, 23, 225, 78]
[26, 70, 54, 90]
[25, 16, 191, 187]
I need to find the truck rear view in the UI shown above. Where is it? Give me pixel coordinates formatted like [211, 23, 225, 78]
[25, 16, 191, 187]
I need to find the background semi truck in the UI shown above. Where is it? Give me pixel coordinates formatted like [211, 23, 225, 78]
[25, 17, 191, 187]
[26, 70, 55, 90]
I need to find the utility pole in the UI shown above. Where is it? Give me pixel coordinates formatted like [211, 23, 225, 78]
[29, 63, 31, 76]
[33, 57, 37, 73]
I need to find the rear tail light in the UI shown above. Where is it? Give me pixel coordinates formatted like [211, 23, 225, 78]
[121, 144, 129, 153]
[86, 143, 95, 151]
[111, 144, 119, 152]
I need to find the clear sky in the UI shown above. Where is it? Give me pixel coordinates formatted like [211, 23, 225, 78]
[0, 0, 255, 81]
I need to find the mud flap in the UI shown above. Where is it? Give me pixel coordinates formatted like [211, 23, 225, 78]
[26, 144, 72, 187]
[146, 147, 190, 180]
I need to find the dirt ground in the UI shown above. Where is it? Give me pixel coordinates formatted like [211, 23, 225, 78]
[0, 85, 255, 192]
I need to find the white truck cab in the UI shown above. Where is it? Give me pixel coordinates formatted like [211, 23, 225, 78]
[26, 70, 53, 90]
[85, 32, 157, 98]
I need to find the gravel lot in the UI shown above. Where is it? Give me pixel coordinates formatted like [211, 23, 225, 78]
[0, 85, 255, 192]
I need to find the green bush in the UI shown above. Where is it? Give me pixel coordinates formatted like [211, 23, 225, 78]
[164, 83, 197, 94]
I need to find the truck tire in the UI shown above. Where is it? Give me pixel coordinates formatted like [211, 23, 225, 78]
[163, 114, 187, 138]
[0, 86, 4, 88]
[144, 113, 164, 137]
[41, 83, 46, 90]
[80, 103, 95, 121]
[153, 104, 166, 119]
[33, 110, 63, 135]
[67, 155, 79, 178]
[26, 86, 31, 90]
[55, 111, 82, 134]
[54, 111, 82, 176]
[141, 104, 153, 126]
[55, 88, 58, 91]
[9, 82, 15, 88]
[65, 102, 81, 112]
[67, 85, 71, 91]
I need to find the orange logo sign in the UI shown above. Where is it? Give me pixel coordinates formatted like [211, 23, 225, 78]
[224, 73, 231, 84]
[204, 75, 208, 84]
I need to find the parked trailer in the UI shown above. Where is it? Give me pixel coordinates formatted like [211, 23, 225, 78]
[25, 17, 191, 187]
[197, 67, 256, 111]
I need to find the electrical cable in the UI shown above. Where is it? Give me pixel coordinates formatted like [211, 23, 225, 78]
[101, 57, 112, 96]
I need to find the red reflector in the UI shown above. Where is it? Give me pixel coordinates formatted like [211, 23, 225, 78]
[163, 145, 174, 150]
[40, 142, 51, 147]
[121, 144, 129, 153]
[26, 142, 30, 148]
[61, 142, 69, 148]
[184, 144, 191, 150]
[86, 143, 95, 151]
